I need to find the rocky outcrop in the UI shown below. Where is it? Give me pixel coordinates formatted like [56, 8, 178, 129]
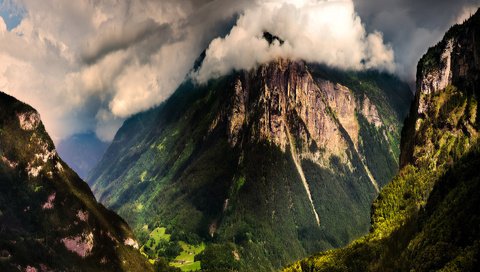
[225, 59, 387, 190]
[227, 78, 248, 146]
[401, 13, 480, 168]
[246, 60, 357, 158]
[285, 10, 480, 272]
[361, 95, 382, 128]
[17, 111, 41, 131]
[88, 57, 411, 271]
[419, 39, 453, 95]
[61, 232, 95, 258]
[319, 80, 360, 147]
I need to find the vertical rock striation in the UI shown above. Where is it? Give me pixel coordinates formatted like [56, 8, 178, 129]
[285, 9, 480, 272]
[88, 57, 411, 271]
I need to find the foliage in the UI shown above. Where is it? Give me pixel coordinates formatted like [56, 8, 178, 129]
[283, 11, 480, 270]
[170, 242, 206, 271]
[88, 62, 411, 271]
[0, 92, 153, 271]
[154, 258, 181, 272]
[195, 243, 240, 271]
[284, 144, 480, 272]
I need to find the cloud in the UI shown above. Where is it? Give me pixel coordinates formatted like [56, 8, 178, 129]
[0, 0, 478, 143]
[81, 19, 174, 65]
[353, 0, 480, 80]
[0, 15, 6, 33]
[194, 0, 395, 83]
[455, 5, 479, 24]
[0, 0, 245, 142]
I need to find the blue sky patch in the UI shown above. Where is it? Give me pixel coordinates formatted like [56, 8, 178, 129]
[0, 0, 24, 31]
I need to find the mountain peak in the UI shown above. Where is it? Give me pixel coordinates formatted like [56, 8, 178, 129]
[88, 59, 412, 270]
[262, 31, 285, 45]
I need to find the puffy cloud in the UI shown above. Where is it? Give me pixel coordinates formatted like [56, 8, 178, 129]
[0, 0, 245, 142]
[0, 0, 478, 143]
[194, 0, 395, 83]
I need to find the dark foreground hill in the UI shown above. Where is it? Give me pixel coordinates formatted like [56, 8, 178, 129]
[0, 92, 153, 271]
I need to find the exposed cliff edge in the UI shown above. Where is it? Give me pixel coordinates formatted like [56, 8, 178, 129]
[88, 56, 411, 271]
[400, 11, 480, 169]
[0, 92, 152, 271]
[285, 9, 480, 272]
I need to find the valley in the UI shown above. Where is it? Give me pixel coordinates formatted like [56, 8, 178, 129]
[0, 2, 478, 272]
[88, 59, 411, 271]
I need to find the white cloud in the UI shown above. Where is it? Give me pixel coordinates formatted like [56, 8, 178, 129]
[0, 0, 246, 142]
[353, 0, 480, 81]
[0, 16, 6, 33]
[1, 0, 476, 143]
[94, 109, 124, 142]
[193, 0, 395, 83]
[455, 5, 478, 24]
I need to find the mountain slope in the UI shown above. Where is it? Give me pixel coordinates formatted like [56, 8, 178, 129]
[0, 92, 153, 271]
[57, 132, 109, 180]
[88, 59, 412, 270]
[284, 9, 480, 272]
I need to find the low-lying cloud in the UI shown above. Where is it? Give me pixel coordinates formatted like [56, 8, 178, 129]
[194, 0, 395, 83]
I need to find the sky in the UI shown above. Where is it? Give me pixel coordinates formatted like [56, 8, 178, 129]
[0, 0, 479, 143]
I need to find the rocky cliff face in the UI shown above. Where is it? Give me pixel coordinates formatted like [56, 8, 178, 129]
[286, 9, 480, 272]
[234, 62, 354, 151]
[88, 58, 411, 271]
[401, 13, 480, 168]
[0, 92, 152, 272]
[222, 60, 388, 192]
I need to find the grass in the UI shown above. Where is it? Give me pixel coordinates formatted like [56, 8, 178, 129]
[140, 227, 171, 260]
[88, 66, 412, 271]
[151, 227, 171, 241]
[140, 170, 148, 182]
[170, 242, 205, 271]
[140, 227, 205, 271]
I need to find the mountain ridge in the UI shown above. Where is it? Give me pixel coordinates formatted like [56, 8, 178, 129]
[0, 91, 153, 272]
[88, 58, 412, 271]
[284, 9, 480, 272]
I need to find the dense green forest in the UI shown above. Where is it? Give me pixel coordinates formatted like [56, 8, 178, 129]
[88, 60, 411, 270]
[284, 11, 480, 272]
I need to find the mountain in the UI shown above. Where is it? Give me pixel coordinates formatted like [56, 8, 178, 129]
[284, 9, 480, 272]
[0, 92, 153, 271]
[88, 56, 412, 271]
[57, 132, 109, 180]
